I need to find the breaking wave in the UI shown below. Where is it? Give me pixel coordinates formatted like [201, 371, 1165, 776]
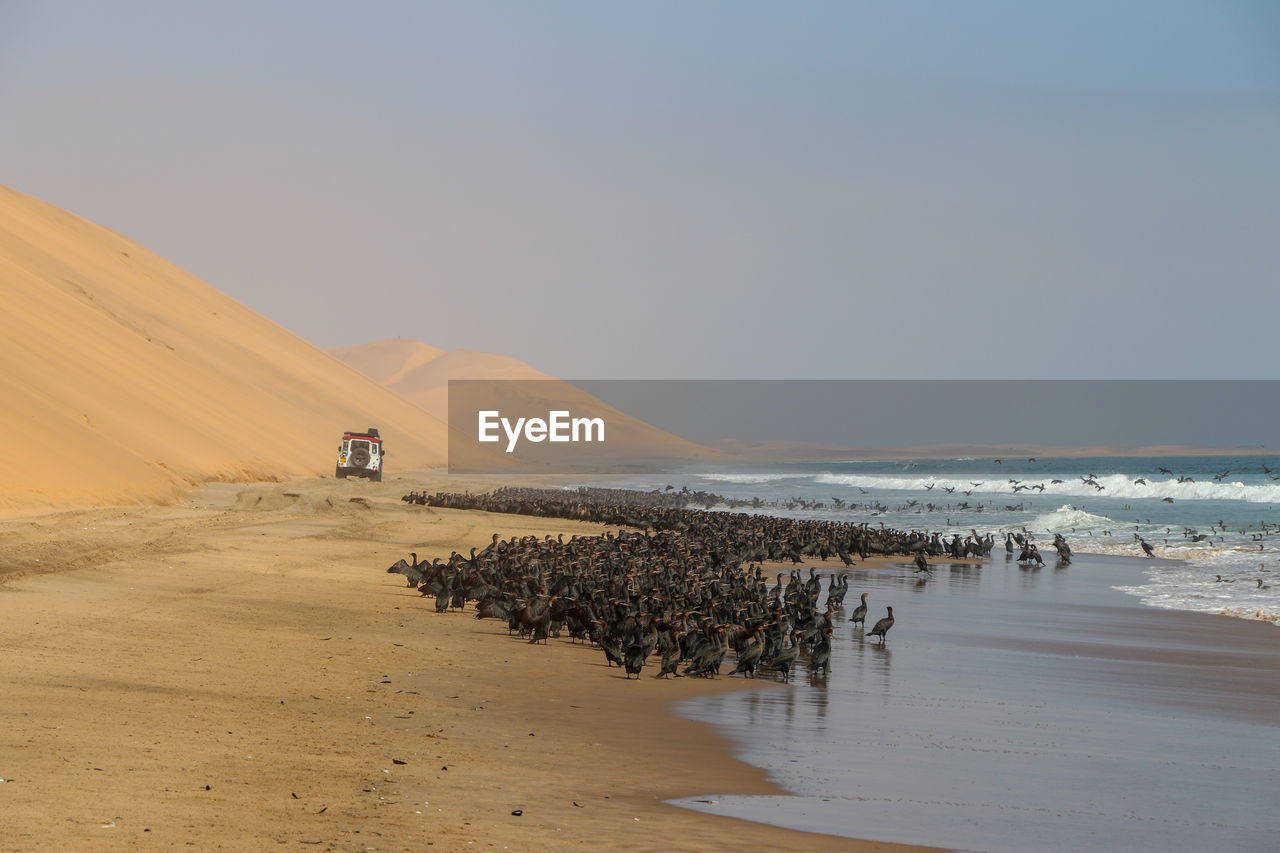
[699, 471, 806, 485]
[816, 472, 1280, 503]
[1024, 505, 1118, 535]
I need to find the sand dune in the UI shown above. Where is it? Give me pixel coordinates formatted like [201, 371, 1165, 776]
[330, 340, 726, 469]
[359, 346, 555, 418]
[0, 185, 448, 513]
[325, 338, 445, 386]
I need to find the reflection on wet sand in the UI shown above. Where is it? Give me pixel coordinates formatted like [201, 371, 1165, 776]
[850, 633, 893, 697]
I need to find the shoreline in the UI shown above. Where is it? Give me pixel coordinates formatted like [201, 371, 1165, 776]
[669, 550, 1280, 850]
[0, 474, 939, 852]
[5, 472, 1272, 850]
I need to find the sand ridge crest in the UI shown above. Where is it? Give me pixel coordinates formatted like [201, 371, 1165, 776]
[329, 340, 728, 465]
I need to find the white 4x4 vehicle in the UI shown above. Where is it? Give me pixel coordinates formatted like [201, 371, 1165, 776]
[336, 428, 385, 481]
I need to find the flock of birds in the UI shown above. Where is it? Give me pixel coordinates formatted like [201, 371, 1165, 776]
[384, 487, 949, 682]
[997, 463, 1275, 501]
[780, 463, 1280, 521]
[381, 487, 1103, 683]
[765, 461, 1280, 582]
[384, 462, 1279, 679]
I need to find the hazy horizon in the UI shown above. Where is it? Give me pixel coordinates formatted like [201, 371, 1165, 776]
[566, 379, 1280, 449]
[3, 2, 1278, 385]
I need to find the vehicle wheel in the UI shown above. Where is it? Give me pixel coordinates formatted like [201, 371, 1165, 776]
[350, 447, 371, 468]
[372, 470, 382, 482]
[336, 467, 347, 478]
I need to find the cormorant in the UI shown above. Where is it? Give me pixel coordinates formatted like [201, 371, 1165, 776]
[849, 592, 869, 627]
[866, 606, 895, 645]
[623, 640, 646, 679]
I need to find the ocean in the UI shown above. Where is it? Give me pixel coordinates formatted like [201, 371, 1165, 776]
[595, 455, 1280, 625]
[584, 456, 1280, 851]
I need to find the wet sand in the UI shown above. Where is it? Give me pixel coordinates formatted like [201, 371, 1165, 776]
[0, 473, 935, 852]
[674, 552, 1280, 851]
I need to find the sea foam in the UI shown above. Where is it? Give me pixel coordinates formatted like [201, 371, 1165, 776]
[816, 471, 1280, 503]
[699, 471, 804, 485]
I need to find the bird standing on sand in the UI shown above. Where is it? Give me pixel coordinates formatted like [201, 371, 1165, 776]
[601, 640, 625, 668]
[808, 626, 833, 677]
[764, 630, 802, 681]
[730, 626, 765, 678]
[1139, 538, 1156, 558]
[849, 592, 870, 627]
[655, 642, 682, 678]
[1052, 534, 1072, 564]
[623, 639, 646, 679]
[866, 606, 895, 645]
[386, 552, 425, 588]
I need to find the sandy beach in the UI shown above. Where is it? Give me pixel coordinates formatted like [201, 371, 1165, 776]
[4, 183, 1275, 852]
[0, 471, 936, 852]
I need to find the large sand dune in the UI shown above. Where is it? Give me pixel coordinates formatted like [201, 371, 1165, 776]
[0, 186, 448, 513]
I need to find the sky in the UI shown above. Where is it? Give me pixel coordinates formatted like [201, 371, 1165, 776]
[2, 1, 1278, 382]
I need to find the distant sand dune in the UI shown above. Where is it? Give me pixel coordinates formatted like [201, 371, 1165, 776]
[326, 338, 445, 386]
[0, 185, 447, 512]
[328, 340, 726, 469]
